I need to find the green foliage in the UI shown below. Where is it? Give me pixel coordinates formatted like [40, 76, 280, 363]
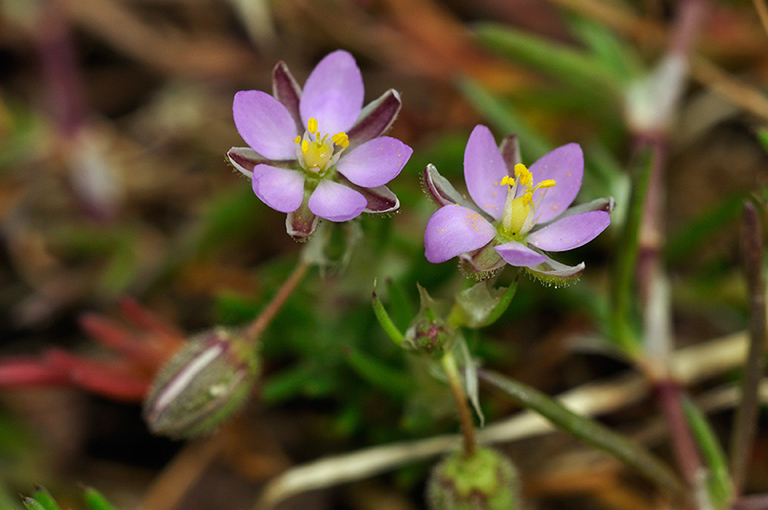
[20, 487, 117, 510]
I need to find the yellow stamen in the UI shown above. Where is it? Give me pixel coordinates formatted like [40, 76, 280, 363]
[514, 164, 533, 186]
[500, 175, 515, 187]
[307, 118, 318, 134]
[536, 179, 556, 189]
[294, 135, 301, 144]
[332, 132, 349, 148]
[301, 140, 309, 155]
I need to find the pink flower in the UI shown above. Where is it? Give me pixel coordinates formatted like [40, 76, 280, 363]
[423, 125, 613, 283]
[228, 50, 412, 240]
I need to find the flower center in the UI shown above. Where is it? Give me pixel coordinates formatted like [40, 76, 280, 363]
[294, 117, 349, 175]
[499, 163, 556, 237]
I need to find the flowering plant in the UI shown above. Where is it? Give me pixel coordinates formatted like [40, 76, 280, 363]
[423, 125, 613, 283]
[227, 50, 413, 240]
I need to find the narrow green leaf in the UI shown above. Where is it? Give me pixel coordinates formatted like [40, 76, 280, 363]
[455, 79, 552, 160]
[568, 17, 643, 82]
[21, 498, 46, 510]
[681, 397, 732, 509]
[474, 23, 625, 97]
[344, 348, 410, 398]
[82, 487, 117, 510]
[30, 488, 60, 510]
[478, 369, 686, 497]
[372, 279, 404, 347]
[610, 145, 653, 354]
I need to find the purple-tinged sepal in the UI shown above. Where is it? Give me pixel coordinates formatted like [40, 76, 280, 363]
[347, 89, 402, 149]
[286, 200, 319, 241]
[458, 241, 506, 280]
[361, 185, 400, 214]
[499, 134, 521, 172]
[143, 327, 258, 439]
[423, 164, 465, 208]
[227, 147, 294, 179]
[272, 61, 302, 131]
[525, 257, 585, 288]
[555, 196, 616, 218]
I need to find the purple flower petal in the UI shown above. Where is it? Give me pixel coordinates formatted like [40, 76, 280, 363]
[251, 164, 305, 213]
[424, 204, 496, 263]
[336, 136, 412, 188]
[527, 210, 610, 252]
[286, 201, 319, 240]
[272, 61, 303, 132]
[308, 180, 367, 222]
[464, 125, 509, 221]
[347, 89, 402, 149]
[300, 50, 364, 135]
[233, 91, 298, 160]
[529, 143, 583, 224]
[494, 241, 547, 267]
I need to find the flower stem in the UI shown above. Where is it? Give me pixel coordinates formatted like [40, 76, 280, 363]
[441, 350, 477, 457]
[729, 201, 767, 496]
[243, 260, 311, 344]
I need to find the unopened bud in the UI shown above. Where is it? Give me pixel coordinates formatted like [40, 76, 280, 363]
[427, 448, 520, 510]
[403, 285, 453, 357]
[143, 327, 258, 438]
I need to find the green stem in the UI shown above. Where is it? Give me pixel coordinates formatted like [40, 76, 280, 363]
[441, 350, 477, 457]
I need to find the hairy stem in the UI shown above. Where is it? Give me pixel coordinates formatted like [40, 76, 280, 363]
[243, 260, 310, 344]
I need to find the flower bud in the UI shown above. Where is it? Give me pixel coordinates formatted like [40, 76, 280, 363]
[403, 285, 454, 358]
[143, 327, 258, 439]
[427, 448, 520, 510]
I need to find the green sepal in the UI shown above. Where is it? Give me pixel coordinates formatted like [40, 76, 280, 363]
[29, 488, 60, 510]
[372, 279, 404, 347]
[449, 274, 519, 328]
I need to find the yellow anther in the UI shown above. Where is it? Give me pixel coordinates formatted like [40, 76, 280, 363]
[294, 135, 301, 144]
[307, 118, 318, 134]
[537, 179, 556, 189]
[514, 164, 533, 186]
[500, 175, 515, 187]
[332, 132, 349, 148]
[301, 139, 309, 154]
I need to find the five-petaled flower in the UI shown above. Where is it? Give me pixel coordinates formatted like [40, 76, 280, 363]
[423, 125, 613, 284]
[228, 50, 413, 240]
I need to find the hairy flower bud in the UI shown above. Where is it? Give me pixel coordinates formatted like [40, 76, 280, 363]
[427, 448, 520, 510]
[143, 327, 258, 438]
[403, 285, 454, 358]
